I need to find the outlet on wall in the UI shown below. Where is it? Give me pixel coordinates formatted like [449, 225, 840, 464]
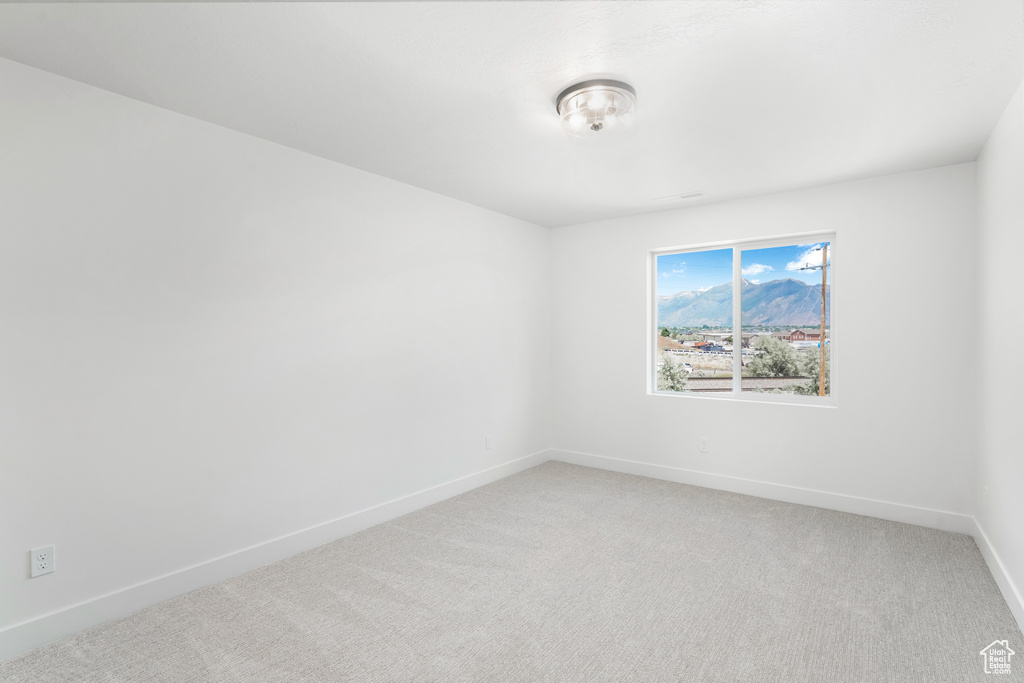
[699, 437, 709, 454]
[485, 436, 495, 452]
[31, 545, 55, 578]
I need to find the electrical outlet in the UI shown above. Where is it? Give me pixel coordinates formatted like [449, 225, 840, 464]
[485, 436, 495, 452]
[699, 437, 709, 454]
[31, 545, 55, 578]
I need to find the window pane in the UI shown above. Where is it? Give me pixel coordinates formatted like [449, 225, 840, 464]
[655, 248, 733, 393]
[739, 242, 831, 396]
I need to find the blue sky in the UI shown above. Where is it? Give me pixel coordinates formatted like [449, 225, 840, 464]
[657, 243, 830, 295]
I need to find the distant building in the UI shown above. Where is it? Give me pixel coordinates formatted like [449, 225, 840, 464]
[710, 330, 830, 347]
[701, 332, 731, 344]
[768, 329, 830, 343]
[790, 329, 830, 342]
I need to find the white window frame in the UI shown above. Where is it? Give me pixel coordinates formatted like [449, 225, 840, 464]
[648, 231, 837, 407]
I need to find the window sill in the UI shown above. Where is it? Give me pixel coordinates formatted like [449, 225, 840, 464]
[648, 389, 837, 408]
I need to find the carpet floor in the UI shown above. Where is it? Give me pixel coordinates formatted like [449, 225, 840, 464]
[2, 461, 1021, 682]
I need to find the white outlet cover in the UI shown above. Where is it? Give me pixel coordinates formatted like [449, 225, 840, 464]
[31, 545, 55, 578]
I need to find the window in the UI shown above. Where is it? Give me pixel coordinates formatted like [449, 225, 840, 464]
[651, 234, 834, 405]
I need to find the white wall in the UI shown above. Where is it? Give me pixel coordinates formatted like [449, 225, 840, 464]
[550, 164, 978, 522]
[2, 49, 1018, 659]
[976, 80, 1024, 625]
[0, 58, 550, 645]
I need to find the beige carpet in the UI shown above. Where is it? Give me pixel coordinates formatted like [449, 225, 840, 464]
[2, 461, 1021, 682]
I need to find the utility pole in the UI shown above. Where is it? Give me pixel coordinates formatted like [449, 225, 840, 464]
[798, 244, 830, 396]
[819, 245, 827, 396]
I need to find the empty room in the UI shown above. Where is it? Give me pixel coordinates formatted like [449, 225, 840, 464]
[1, 1, 1022, 680]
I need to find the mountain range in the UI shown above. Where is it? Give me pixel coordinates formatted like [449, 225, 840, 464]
[658, 278, 831, 328]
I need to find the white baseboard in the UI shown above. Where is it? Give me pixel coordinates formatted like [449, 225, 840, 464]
[6, 448, 1016, 663]
[973, 519, 1024, 632]
[549, 449, 976, 535]
[0, 450, 550, 662]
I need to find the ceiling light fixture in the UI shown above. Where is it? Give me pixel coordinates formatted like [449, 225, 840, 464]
[556, 79, 636, 139]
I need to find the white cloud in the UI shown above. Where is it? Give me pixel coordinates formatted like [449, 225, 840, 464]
[786, 244, 831, 271]
[742, 263, 772, 276]
[749, 279, 761, 284]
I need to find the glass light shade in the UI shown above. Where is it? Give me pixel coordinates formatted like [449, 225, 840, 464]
[556, 80, 636, 139]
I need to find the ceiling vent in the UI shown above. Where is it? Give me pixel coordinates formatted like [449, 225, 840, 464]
[654, 191, 704, 202]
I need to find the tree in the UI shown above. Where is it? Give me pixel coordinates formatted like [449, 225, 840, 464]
[660, 327, 671, 337]
[746, 336, 802, 377]
[657, 354, 689, 392]
[796, 345, 831, 396]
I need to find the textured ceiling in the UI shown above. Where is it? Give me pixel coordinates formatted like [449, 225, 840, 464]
[0, 1, 1021, 227]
